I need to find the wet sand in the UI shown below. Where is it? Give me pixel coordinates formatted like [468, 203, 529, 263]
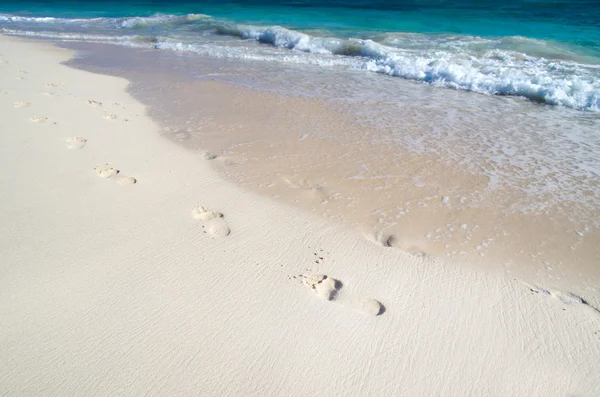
[64, 42, 600, 294]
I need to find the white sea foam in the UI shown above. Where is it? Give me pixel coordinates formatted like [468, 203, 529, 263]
[2, 12, 600, 111]
[0, 28, 153, 49]
[223, 24, 600, 111]
[0, 14, 102, 24]
[0, 15, 57, 22]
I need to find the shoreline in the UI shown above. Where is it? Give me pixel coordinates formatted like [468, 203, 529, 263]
[64, 40, 600, 292]
[1, 35, 599, 396]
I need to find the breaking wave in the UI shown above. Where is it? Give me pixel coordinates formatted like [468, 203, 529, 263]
[1, 12, 599, 111]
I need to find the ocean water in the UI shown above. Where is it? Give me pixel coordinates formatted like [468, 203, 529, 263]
[1, 0, 600, 111]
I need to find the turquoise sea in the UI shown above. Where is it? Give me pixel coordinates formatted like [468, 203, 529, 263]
[1, 0, 600, 111]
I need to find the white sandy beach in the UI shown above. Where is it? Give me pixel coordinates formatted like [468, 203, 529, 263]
[1, 35, 599, 396]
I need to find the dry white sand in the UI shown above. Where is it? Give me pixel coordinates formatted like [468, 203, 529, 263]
[1, 35, 599, 396]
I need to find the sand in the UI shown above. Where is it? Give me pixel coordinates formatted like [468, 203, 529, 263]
[1, 35, 599, 396]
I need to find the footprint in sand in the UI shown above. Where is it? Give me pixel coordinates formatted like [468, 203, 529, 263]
[300, 273, 342, 301]
[300, 273, 385, 316]
[374, 229, 395, 248]
[354, 297, 386, 316]
[13, 101, 30, 108]
[201, 152, 218, 160]
[66, 137, 87, 149]
[193, 206, 222, 221]
[29, 115, 48, 123]
[94, 164, 137, 185]
[94, 165, 119, 178]
[193, 206, 231, 238]
[116, 175, 137, 186]
[102, 112, 117, 120]
[525, 283, 600, 315]
[85, 100, 119, 121]
[113, 102, 128, 110]
[86, 99, 103, 107]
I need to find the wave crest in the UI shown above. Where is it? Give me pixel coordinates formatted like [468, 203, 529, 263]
[1, 12, 599, 111]
[119, 13, 211, 29]
[215, 24, 600, 111]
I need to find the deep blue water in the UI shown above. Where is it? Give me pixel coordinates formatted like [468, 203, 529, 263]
[1, 0, 600, 110]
